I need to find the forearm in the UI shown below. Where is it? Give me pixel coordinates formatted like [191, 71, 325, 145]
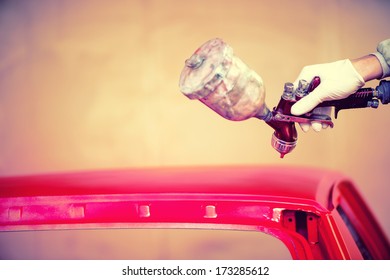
[351, 55, 383, 82]
[351, 39, 390, 82]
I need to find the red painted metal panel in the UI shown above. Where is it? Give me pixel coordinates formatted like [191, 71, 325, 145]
[0, 165, 388, 259]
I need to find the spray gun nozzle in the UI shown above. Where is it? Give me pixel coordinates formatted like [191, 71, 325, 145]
[271, 132, 297, 158]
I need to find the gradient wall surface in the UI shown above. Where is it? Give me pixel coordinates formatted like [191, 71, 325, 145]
[0, 0, 389, 259]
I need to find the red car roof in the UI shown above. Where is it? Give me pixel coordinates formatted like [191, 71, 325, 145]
[0, 165, 345, 208]
[2, 165, 388, 259]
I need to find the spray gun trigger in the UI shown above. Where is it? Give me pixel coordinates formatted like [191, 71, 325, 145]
[307, 114, 334, 128]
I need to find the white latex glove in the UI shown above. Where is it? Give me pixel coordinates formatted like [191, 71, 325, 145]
[291, 59, 365, 132]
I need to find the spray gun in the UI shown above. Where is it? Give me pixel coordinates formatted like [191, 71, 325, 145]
[263, 77, 390, 157]
[179, 38, 390, 158]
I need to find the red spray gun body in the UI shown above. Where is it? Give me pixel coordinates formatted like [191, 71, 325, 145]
[179, 38, 390, 158]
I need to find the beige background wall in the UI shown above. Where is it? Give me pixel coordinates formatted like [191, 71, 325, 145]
[0, 0, 389, 258]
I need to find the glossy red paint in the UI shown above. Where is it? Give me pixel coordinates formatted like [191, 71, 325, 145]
[0, 165, 389, 259]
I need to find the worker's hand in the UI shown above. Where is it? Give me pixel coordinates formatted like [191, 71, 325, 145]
[291, 59, 365, 132]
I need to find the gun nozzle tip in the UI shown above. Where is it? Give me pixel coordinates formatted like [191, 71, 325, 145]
[271, 133, 296, 159]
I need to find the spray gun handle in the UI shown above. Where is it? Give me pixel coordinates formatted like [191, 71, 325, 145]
[316, 80, 390, 118]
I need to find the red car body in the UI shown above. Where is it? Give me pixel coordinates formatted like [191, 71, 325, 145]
[0, 165, 389, 259]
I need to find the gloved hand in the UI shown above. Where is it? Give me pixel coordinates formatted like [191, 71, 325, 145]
[291, 59, 365, 132]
